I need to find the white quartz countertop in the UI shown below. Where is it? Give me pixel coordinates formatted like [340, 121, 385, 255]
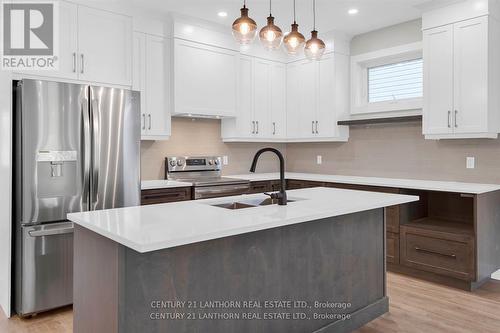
[141, 180, 193, 190]
[227, 172, 500, 194]
[68, 187, 418, 253]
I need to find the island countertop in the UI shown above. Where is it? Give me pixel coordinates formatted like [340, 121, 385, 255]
[67, 187, 418, 253]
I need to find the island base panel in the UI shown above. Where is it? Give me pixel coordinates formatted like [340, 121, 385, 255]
[74, 209, 387, 333]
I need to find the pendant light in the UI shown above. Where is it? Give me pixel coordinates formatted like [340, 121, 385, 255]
[304, 0, 326, 60]
[232, 0, 258, 45]
[259, 0, 283, 50]
[283, 0, 306, 55]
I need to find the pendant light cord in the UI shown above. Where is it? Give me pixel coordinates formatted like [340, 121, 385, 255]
[293, 0, 297, 24]
[244, 0, 246, 8]
[270, 0, 272, 15]
[313, 0, 316, 30]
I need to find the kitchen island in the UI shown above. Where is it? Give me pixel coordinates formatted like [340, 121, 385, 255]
[68, 187, 417, 333]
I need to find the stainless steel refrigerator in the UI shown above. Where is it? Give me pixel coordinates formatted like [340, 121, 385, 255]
[13, 79, 141, 316]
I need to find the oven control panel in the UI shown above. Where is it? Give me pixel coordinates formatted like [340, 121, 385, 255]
[166, 156, 222, 173]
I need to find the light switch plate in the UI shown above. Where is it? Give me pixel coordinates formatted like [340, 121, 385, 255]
[223, 156, 229, 165]
[317, 155, 322, 165]
[466, 157, 475, 169]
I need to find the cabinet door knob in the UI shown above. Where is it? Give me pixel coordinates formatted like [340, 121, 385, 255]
[148, 114, 152, 130]
[448, 110, 451, 128]
[273, 122, 276, 135]
[256, 121, 259, 134]
[454, 110, 458, 128]
[252, 121, 255, 134]
[312, 121, 315, 134]
[80, 54, 84, 74]
[316, 121, 319, 134]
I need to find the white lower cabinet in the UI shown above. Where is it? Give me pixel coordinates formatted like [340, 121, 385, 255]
[286, 53, 349, 142]
[221, 56, 287, 141]
[423, 15, 500, 139]
[133, 32, 171, 140]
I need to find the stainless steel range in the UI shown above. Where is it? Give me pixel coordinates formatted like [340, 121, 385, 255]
[165, 156, 250, 199]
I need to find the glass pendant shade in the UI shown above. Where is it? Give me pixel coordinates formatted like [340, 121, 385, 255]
[259, 15, 283, 50]
[283, 23, 305, 54]
[305, 30, 326, 60]
[232, 6, 258, 45]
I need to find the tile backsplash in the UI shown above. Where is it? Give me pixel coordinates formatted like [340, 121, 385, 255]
[141, 118, 286, 180]
[286, 122, 500, 184]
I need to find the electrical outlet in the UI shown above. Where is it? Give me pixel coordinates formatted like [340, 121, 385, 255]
[317, 155, 322, 165]
[466, 157, 475, 169]
[223, 156, 229, 165]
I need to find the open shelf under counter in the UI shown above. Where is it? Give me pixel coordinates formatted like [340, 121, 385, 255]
[402, 217, 474, 237]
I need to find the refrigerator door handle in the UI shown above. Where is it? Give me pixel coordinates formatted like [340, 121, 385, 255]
[81, 100, 91, 207]
[28, 225, 74, 237]
[91, 99, 100, 205]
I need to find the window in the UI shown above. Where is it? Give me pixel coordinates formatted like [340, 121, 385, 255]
[350, 42, 423, 115]
[368, 58, 423, 103]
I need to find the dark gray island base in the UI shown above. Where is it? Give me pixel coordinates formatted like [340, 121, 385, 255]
[74, 208, 387, 333]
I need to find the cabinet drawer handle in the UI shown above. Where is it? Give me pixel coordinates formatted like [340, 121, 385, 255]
[448, 111, 451, 128]
[143, 192, 183, 200]
[148, 114, 152, 130]
[415, 247, 457, 259]
[454, 110, 458, 128]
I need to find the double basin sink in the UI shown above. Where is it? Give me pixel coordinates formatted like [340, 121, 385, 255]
[212, 197, 299, 210]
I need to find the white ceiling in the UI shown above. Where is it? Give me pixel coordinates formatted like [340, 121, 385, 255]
[100, 0, 461, 36]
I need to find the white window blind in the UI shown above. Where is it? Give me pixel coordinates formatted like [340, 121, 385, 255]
[368, 58, 423, 103]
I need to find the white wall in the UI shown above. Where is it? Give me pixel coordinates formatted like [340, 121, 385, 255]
[0, 71, 12, 317]
[350, 19, 422, 56]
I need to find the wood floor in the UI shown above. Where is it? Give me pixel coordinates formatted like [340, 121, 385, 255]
[1, 272, 499, 333]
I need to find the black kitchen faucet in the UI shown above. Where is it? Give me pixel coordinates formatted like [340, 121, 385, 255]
[250, 148, 287, 205]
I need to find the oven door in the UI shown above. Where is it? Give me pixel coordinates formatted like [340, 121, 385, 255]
[194, 183, 250, 200]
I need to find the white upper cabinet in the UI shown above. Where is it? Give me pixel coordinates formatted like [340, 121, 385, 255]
[78, 6, 132, 86]
[173, 39, 239, 117]
[14, 2, 133, 87]
[317, 53, 338, 138]
[270, 63, 286, 138]
[221, 57, 287, 141]
[286, 54, 349, 142]
[133, 31, 170, 140]
[14, 1, 78, 80]
[58, 2, 79, 80]
[423, 25, 454, 135]
[253, 59, 271, 137]
[453, 18, 489, 134]
[423, 1, 500, 139]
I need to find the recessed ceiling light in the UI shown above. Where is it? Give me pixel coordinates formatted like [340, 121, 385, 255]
[218, 11, 228, 18]
[348, 8, 359, 15]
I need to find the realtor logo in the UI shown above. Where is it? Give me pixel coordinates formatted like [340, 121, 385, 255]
[1, 1, 59, 70]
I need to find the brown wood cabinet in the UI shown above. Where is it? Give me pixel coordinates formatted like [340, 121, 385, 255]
[141, 187, 192, 205]
[248, 181, 272, 194]
[400, 224, 475, 281]
[141, 177, 500, 291]
[386, 232, 400, 264]
[286, 179, 325, 190]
